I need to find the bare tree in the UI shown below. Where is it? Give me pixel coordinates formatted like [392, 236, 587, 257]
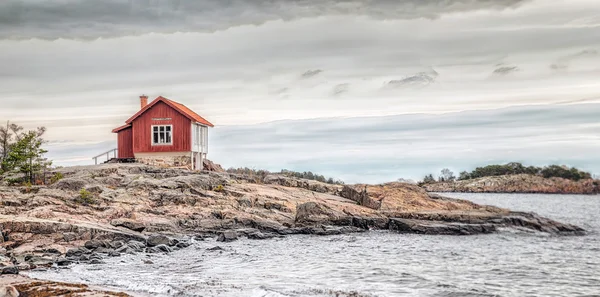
[439, 168, 456, 182]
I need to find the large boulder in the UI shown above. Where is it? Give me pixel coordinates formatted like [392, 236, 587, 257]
[203, 159, 225, 172]
[339, 185, 382, 210]
[110, 219, 145, 232]
[295, 202, 339, 225]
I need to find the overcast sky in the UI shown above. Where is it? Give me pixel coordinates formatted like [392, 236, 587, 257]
[1, 0, 599, 183]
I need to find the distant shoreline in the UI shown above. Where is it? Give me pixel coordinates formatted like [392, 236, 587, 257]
[421, 174, 599, 195]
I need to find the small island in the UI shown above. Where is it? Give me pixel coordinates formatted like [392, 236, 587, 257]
[420, 162, 599, 194]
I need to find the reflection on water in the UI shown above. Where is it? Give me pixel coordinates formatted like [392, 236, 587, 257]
[29, 193, 600, 297]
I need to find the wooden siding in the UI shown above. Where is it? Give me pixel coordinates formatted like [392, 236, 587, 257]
[132, 101, 192, 153]
[117, 127, 134, 158]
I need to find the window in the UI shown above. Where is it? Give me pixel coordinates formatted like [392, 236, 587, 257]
[152, 125, 172, 145]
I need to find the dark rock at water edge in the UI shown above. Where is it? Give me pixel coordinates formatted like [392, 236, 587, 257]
[146, 234, 171, 247]
[217, 231, 238, 242]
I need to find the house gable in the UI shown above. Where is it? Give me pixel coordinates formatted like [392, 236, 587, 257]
[125, 96, 214, 127]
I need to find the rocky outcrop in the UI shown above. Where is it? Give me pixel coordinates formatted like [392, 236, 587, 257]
[0, 275, 131, 297]
[0, 164, 586, 274]
[339, 185, 382, 210]
[422, 174, 599, 194]
[203, 159, 225, 172]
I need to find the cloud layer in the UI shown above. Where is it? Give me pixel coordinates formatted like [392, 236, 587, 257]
[0, 0, 532, 39]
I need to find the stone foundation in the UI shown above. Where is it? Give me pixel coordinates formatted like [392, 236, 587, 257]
[134, 153, 192, 168]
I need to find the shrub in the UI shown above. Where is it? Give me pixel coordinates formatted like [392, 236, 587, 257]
[50, 172, 64, 184]
[213, 185, 225, 192]
[24, 181, 32, 193]
[76, 188, 96, 205]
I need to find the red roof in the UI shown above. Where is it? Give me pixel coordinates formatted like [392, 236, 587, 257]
[112, 124, 131, 133]
[124, 96, 214, 127]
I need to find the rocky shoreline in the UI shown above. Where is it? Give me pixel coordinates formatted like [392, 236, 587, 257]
[0, 164, 586, 295]
[422, 174, 599, 194]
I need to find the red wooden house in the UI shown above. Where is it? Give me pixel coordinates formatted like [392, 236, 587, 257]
[112, 95, 213, 169]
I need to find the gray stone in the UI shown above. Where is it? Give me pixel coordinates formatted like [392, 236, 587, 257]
[66, 247, 90, 257]
[84, 240, 110, 250]
[146, 244, 172, 253]
[146, 234, 171, 247]
[55, 258, 72, 266]
[127, 240, 146, 251]
[94, 247, 113, 254]
[1, 266, 18, 275]
[90, 259, 105, 265]
[62, 232, 79, 242]
[217, 231, 238, 242]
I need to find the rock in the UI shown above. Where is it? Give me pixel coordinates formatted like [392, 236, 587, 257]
[146, 234, 171, 247]
[217, 231, 238, 242]
[110, 219, 146, 232]
[62, 232, 79, 242]
[143, 259, 154, 264]
[1, 266, 19, 275]
[55, 258, 72, 266]
[127, 240, 146, 251]
[108, 250, 120, 257]
[206, 246, 224, 251]
[115, 246, 134, 254]
[147, 244, 172, 253]
[339, 185, 382, 210]
[84, 240, 110, 250]
[0, 285, 19, 297]
[295, 202, 338, 225]
[89, 259, 105, 265]
[388, 218, 497, 235]
[94, 247, 113, 254]
[203, 159, 225, 172]
[246, 231, 276, 240]
[175, 242, 191, 249]
[109, 241, 126, 249]
[66, 247, 90, 257]
[51, 177, 88, 191]
[43, 248, 61, 254]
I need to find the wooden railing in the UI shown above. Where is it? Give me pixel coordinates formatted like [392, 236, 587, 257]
[92, 148, 118, 165]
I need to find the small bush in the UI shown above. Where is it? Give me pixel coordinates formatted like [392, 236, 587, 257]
[76, 188, 96, 205]
[50, 172, 64, 184]
[213, 185, 225, 192]
[24, 181, 32, 193]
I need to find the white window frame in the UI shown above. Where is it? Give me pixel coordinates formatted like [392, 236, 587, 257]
[151, 125, 173, 146]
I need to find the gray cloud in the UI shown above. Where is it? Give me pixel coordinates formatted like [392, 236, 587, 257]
[301, 69, 324, 79]
[493, 66, 519, 76]
[385, 70, 438, 88]
[332, 83, 349, 96]
[0, 0, 532, 40]
[551, 49, 598, 71]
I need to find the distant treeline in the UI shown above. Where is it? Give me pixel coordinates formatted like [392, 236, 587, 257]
[225, 167, 345, 185]
[421, 162, 593, 184]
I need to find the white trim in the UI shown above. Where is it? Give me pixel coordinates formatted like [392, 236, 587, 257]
[151, 124, 174, 146]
